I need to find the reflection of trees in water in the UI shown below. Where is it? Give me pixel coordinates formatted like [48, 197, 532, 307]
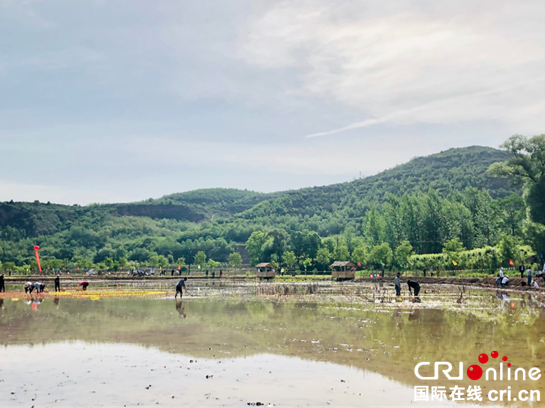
[1, 296, 544, 390]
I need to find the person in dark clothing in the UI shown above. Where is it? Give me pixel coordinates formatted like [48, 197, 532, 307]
[24, 281, 32, 293]
[0, 274, 5, 292]
[394, 273, 401, 296]
[171, 269, 174, 276]
[175, 277, 188, 299]
[407, 280, 421, 296]
[54, 276, 61, 292]
[519, 264, 525, 279]
[32, 282, 46, 294]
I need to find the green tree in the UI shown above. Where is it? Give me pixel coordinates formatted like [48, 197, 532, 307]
[394, 240, 413, 268]
[316, 248, 330, 269]
[263, 229, 288, 262]
[443, 237, 465, 253]
[489, 134, 545, 254]
[351, 245, 368, 267]
[207, 259, 219, 270]
[245, 231, 268, 265]
[333, 244, 350, 261]
[497, 193, 526, 237]
[369, 243, 393, 269]
[104, 257, 114, 270]
[363, 204, 385, 246]
[321, 237, 336, 253]
[496, 234, 521, 267]
[442, 237, 465, 266]
[228, 252, 242, 267]
[342, 226, 357, 254]
[194, 251, 207, 268]
[283, 251, 297, 269]
[289, 230, 321, 263]
[76, 258, 93, 270]
[175, 257, 186, 268]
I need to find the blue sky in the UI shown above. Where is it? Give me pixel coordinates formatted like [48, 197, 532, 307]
[1, 0, 544, 204]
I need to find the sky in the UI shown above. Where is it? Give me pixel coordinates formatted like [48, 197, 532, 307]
[1, 0, 544, 205]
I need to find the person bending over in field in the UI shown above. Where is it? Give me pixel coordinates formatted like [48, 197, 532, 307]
[175, 278, 188, 299]
[24, 282, 33, 293]
[407, 280, 421, 301]
[79, 281, 90, 291]
[32, 282, 45, 294]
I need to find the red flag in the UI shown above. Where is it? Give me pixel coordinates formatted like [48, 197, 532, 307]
[34, 246, 42, 274]
[509, 259, 514, 266]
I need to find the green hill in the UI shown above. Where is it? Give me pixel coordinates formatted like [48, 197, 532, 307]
[237, 146, 513, 220]
[0, 146, 520, 267]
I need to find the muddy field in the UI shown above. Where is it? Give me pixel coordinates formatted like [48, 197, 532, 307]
[1, 281, 544, 407]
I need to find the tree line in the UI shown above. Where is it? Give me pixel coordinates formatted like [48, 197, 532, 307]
[0, 135, 543, 274]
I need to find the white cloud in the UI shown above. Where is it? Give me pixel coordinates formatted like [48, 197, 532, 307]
[239, 0, 545, 135]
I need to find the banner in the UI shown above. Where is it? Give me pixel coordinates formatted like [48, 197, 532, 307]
[34, 246, 42, 274]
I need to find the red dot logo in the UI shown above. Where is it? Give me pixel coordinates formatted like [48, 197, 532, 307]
[502, 356, 508, 362]
[467, 365, 483, 381]
[478, 353, 488, 364]
[507, 363, 512, 367]
[491, 351, 499, 358]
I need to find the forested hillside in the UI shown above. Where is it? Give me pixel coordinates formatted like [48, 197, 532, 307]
[1, 144, 536, 272]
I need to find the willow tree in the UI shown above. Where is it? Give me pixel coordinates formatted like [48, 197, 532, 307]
[489, 134, 545, 256]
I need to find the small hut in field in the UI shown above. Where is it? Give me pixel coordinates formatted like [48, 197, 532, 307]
[256, 262, 276, 280]
[330, 261, 355, 281]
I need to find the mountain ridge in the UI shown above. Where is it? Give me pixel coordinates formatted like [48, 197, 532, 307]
[0, 145, 514, 241]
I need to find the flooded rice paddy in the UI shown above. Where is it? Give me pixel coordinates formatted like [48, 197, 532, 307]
[1, 280, 544, 407]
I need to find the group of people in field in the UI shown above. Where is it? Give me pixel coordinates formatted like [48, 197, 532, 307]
[21, 276, 89, 294]
[394, 273, 421, 301]
[495, 264, 545, 288]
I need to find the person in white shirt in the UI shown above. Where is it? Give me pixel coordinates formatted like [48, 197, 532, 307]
[499, 267, 504, 278]
[501, 276, 509, 287]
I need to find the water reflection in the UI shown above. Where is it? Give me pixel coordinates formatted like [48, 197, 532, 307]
[176, 299, 187, 318]
[0, 289, 544, 406]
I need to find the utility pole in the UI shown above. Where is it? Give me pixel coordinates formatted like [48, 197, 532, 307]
[188, 248, 192, 275]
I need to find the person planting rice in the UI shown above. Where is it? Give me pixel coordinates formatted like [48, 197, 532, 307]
[54, 275, 61, 292]
[32, 282, 45, 294]
[175, 277, 188, 299]
[407, 280, 421, 297]
[501, 276, 510, 287]
[79, 281, 89, 291]
[24, 281, 32, 293]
